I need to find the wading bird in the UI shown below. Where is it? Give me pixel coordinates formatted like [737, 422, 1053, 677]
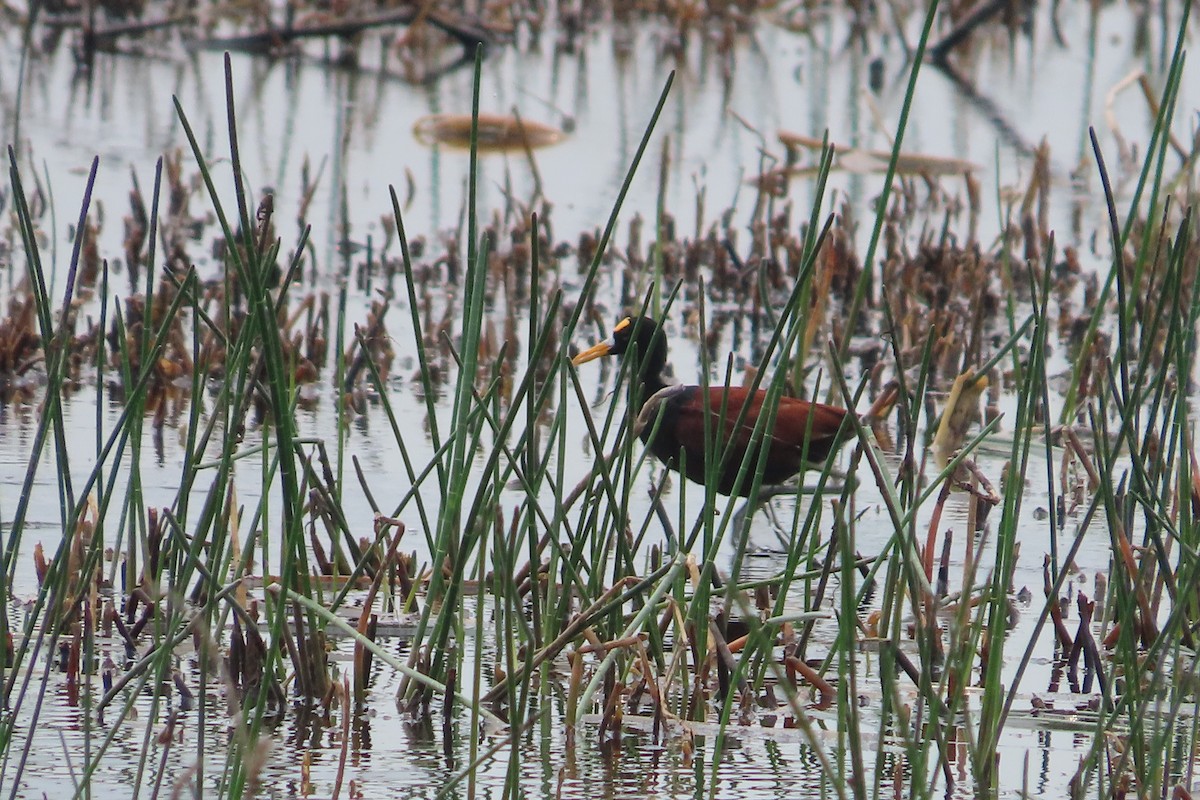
[572, 316, 891, 497]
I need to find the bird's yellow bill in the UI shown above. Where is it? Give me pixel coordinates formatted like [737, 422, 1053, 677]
[571, 339, 613, 366]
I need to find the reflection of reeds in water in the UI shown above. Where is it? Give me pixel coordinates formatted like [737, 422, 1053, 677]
[3, 9, 1200, 800]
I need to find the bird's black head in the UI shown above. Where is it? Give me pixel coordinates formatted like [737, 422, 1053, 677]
[572, 316, 669, 394]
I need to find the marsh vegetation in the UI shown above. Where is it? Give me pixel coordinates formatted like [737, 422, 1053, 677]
[1, 1, 1199, 798]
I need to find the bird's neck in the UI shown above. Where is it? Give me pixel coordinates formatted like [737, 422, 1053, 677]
[632, 364, 670, 445]
[636, 368, 669, 400]
[628, 334, 669, 440]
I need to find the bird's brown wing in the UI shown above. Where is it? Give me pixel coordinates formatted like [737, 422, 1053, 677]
[769, 394, 850, 462]
[662, 387, 848, 484]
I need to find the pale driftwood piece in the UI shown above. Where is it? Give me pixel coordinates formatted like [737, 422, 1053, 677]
[777, 130, 981, 176]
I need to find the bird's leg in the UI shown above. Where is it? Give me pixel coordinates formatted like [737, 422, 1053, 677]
[729, 496, 760, 541]
[762, 496, 793, 551]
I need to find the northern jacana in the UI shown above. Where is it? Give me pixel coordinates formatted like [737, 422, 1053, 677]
[572, 316, 862, 498]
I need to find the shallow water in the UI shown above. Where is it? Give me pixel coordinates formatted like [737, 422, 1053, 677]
[1, 3, 1198, 799]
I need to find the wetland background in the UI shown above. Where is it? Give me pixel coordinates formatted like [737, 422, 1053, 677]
[1, 1, 1199, 798]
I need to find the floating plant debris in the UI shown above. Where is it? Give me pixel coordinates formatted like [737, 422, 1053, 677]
[412, 113, 565, 151]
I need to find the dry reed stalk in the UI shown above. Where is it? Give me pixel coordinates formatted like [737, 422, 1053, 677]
[1044, 556, 1074, 652]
